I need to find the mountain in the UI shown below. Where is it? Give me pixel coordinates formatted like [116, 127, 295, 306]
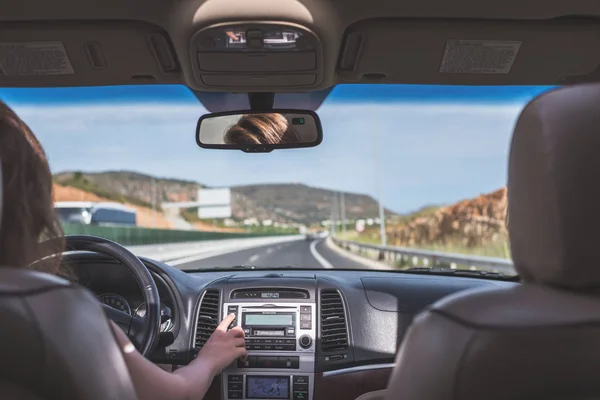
[53, 171, 203, 208]
[53, 170, 398, 226]
[232, 183, 397, 224]
[358, 187, 509, 258]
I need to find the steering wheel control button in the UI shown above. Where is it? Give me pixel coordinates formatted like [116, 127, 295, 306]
[299, 335, 312, 349]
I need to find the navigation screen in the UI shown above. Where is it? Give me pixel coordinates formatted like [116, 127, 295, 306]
[246, 376, 290, 399]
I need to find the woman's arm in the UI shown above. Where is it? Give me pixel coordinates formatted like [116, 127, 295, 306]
[110, 313, 246, 400]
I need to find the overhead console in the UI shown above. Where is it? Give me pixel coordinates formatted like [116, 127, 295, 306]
[189, 23, 323, 91]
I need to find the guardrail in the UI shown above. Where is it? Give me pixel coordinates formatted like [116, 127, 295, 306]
[61, 222, 291, 247]
[332, 238, 515, 274]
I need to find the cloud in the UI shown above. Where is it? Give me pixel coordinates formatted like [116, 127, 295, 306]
[10, 100, 526, 214]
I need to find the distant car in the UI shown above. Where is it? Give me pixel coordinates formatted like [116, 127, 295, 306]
[55, 201, 137, 227]
[306, 231, 327, 241]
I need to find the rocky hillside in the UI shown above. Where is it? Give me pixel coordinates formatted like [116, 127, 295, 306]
[385, 187, 509, 255]
[233, 183, 397, 224]
[54, 171, 203, 207]
[53, 171, 396, 225]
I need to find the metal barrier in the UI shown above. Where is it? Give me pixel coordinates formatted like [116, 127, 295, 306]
[61, 223, 288, 246]
[332, 238, 515, 274]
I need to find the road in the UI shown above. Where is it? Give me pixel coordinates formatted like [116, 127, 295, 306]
[172, 238, 378, 270]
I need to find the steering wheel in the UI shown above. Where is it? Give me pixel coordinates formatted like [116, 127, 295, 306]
[38, 235, 161, 357]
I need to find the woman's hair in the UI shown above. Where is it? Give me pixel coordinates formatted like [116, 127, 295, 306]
[0, 101, 65, 274]
[224, 113, 300, 145]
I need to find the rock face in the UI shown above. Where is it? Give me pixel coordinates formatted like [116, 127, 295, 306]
[387, 187, 508, 250]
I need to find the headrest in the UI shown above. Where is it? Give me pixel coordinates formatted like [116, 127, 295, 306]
[508, 84, 600, 289]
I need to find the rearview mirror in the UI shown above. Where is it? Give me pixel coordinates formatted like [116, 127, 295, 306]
[196, 110, 323, 152]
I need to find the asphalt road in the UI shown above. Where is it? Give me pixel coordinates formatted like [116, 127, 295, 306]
[174, 238, 373, 270]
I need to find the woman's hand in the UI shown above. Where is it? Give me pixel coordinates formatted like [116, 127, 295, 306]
[195, 313, 247, 377]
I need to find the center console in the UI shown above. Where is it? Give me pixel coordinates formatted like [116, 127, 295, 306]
[222, 288, 315, 400]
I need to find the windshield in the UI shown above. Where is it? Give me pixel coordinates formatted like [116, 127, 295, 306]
[1, 84, 553, 275]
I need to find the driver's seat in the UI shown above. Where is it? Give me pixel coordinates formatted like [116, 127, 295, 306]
[0, 163, 138, 399]
[0, 268, 139, 400]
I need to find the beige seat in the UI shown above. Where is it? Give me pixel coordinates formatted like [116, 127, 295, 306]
[0, 268, 139, 400]
[381, 84, 600, 399]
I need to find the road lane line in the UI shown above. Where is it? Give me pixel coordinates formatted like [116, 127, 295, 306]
[167, 237, 303, 267]
[249, 254, 260, 262]
[310, 239, 334, 269]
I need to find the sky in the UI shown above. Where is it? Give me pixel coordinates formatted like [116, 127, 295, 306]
[0, 84, 553, 214]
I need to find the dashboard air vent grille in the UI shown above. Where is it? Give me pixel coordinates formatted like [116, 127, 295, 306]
[320, 289, 348, 352]
[195, 289, 220, 350]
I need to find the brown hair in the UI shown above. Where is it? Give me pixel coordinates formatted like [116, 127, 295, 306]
[0, 101, 65, 274]
[224, 113, 300, 145]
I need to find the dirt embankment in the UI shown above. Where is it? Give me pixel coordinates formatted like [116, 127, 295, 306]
[387, 187, 508, 249]
[53, 184, 174, 229]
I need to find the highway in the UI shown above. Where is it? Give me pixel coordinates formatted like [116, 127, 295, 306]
[171, 237, 382, 270]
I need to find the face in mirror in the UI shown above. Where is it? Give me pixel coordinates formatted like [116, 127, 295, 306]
[196, 110, 322, 151]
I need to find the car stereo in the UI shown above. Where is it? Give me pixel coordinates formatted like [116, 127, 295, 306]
[224, 303, 315, 353]
[222, 301, 315, 400]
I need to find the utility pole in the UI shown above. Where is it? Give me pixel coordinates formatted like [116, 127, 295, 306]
[330, 193, 337, 236]
[341, 192, 346, 236]
[152, 177, 157, 228]
[373, 130, 387, 246]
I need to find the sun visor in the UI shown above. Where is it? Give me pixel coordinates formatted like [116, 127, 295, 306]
[0, 21, 181, 88]
[338, 19, 600, 85]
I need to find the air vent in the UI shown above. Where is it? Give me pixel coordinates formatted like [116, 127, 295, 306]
[320, 289, 348, 352]
[195, 289, 220, 350]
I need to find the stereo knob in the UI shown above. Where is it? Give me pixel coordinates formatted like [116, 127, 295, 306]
[299, 335, 313, 349]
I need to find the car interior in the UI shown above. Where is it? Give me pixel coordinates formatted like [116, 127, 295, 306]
[2, 0, 600, 399]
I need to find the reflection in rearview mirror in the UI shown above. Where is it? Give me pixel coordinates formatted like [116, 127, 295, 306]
[196, 110, 322, 152]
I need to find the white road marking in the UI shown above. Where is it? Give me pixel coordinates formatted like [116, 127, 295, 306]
[168, 238, 304, 267]
[248, 254, 260, 262]
[310, 239, 334, 269]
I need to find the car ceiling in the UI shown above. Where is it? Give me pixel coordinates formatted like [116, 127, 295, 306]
[2, 0, 600, 93]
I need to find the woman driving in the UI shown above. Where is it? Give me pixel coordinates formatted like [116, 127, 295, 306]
[223, 113, 301, 145]
[0, 100, 246, 400]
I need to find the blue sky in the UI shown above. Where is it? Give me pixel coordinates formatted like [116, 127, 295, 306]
[0, 84, 553, 214]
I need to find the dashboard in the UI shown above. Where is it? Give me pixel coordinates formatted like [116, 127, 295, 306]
[65, 252, 519, 400]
